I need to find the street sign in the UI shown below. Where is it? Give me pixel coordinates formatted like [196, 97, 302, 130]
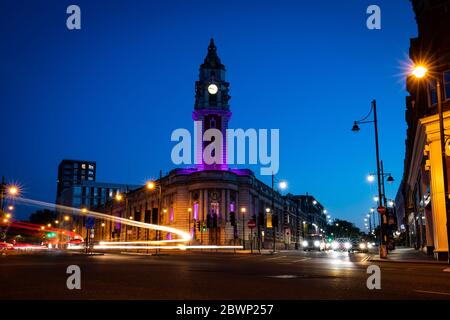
[377, 206, 386, 215]
[86, 217, 95, 229]
[247, 219, 256, 229]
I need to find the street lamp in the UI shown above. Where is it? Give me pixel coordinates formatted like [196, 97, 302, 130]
[353, 99, 387, 258]
[367, 174, 375, 183]
[412, 64, 450, 263]
[146, 179, 163, 251]
[241, 207, 246, 250]
[7, 185, 19, 197]
[101, 222, 105, 240]
[278, 181, 288, 190]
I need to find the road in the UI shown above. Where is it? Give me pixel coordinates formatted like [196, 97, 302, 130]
[1, 250, 450, 299]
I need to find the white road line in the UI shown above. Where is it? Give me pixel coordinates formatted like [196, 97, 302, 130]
[293, 258, 311, 263]
[265, 255, 286, 261]
[414, 290, 450, 296]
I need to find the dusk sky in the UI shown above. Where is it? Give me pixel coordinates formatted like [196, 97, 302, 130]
[0, 0, 417, 229]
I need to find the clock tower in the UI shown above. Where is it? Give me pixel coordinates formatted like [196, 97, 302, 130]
[193, 39, 232, 170]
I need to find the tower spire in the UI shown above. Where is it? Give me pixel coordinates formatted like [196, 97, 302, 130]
[193, 39, 232, 171]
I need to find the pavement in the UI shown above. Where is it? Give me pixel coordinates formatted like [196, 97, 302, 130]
[1, 248, 450, 300]
[368, 247, 448, 264]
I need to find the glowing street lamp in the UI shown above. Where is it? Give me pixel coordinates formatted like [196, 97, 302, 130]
[367, 174, 375, 183]
[7, 205, 14, 211]
[5, 213, 11, 219]
[64, 215, 70, 221]
[115, 193, 123, 201]
[7, 185, 19, 197]
[412, 65, 427, 78]
[146, 181, 155, 190]
[278, 181, 287, 190]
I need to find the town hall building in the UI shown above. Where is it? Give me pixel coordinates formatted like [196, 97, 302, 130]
[95, 39, 327, 249]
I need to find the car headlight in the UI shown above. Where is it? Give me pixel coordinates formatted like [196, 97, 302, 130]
[302, 241, 308, 247]
[331, 241, 338, 249]
[344, 242, 352, 249]
[367, 243, 373, 249]
[359, 243, 366, 249]
[314, 240, 320, 247]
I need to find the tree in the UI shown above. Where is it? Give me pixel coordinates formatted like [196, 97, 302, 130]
[28, 209, 56, 225]
[326, 219, 361, 239]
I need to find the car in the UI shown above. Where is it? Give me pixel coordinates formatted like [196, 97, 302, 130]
[330, 238, 353, 252]
[0, 242, 14, 250]
[351, 240, 373, 253]
[302, 235, 326, 251]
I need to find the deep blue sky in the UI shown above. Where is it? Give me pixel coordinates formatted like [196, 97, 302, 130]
[0, 0, 416, 229]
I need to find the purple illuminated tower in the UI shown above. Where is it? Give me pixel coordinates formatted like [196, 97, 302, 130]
[193, 39, 232, 171]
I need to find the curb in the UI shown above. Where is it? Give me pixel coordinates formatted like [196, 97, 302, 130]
[367, 255, 447, 265]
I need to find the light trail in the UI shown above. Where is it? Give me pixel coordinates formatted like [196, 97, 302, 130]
[93, 245, 243, 250]
[99, 240, 186, 245]
[15, 197, 192, 244]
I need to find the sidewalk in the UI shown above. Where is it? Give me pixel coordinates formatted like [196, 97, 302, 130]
[368, 247, 448, 265]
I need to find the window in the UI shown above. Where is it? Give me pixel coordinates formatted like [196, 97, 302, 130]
[445, 71, 450, 100]
[89, 164, 94, 170]
[81, 164, 86, 169]
[429, 80, 437, 106]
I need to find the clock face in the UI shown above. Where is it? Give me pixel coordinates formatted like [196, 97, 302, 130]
[208, 83, 218, 95]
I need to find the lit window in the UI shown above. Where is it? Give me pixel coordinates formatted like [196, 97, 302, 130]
[89, 164, 94, 170]
[81, 164, 86, 169]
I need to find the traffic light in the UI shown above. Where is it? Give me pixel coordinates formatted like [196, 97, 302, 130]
[202, 223, 206, 232]
[196, 221, 201, 232]
[229, 212, 236, 226]
[46, 232, 56, 238]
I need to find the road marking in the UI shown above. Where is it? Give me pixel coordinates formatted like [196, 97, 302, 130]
[414, 290, 450, 296]
[293, 258, 311, 263]
[443, 268, 450, 272]
[265, 255, 285, 261]
[361, 256, 370, 263]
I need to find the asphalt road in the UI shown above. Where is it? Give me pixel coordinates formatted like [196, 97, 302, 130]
[1, 250, 450, 299]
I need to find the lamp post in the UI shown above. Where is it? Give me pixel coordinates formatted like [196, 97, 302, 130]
[353, 99, 387, 258]
[241, 207, 246, 250]
[188, 208, 192, 245]
[270, 174, 287, 253]
[147, 176, 163, 255]
[412, 65, 450, 263]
